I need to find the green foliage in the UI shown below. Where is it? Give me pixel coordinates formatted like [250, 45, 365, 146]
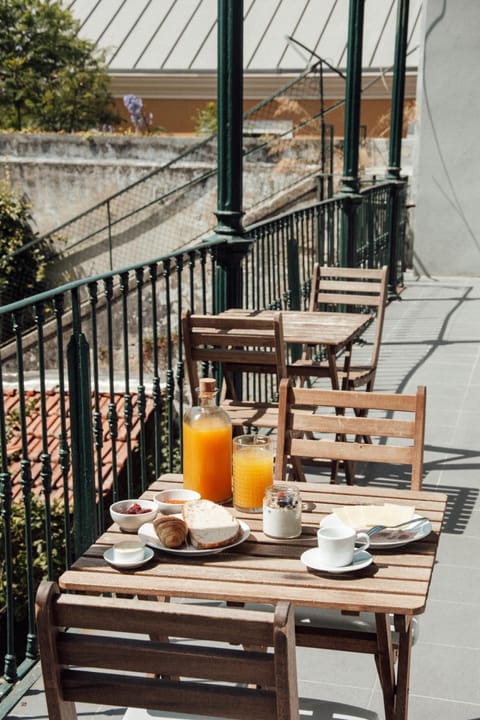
[0, 0, 119, 132]
[0, 494, 69, 621]
[192, 102, 217, 136]
[0, 174, 50, 336]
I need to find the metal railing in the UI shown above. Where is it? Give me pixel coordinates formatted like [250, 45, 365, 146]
[0, 181, 406, 712]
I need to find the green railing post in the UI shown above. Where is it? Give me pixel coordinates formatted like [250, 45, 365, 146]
[386, 0, 410, 291]
[388, 0, 409, 180]
[0, 362, 17, 683]
[339, 0, 365, 267]
[67, 288, 97, 557]
[211, 0, 251, 313]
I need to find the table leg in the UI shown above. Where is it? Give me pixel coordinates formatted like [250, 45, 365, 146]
[392, 615, 413, 720]
[374, 613, 396, 720]
[374, 613, 413, 720]
[326, 346, 340, 390]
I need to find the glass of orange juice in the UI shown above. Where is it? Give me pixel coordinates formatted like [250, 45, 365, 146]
[232, 435, 273, 512]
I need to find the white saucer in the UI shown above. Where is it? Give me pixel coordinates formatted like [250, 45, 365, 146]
[103, 545, 154, 569]
[300, 548, 373, 574]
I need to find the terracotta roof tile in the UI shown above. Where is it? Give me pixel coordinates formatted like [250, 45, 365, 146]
[4, 389, 155, 505]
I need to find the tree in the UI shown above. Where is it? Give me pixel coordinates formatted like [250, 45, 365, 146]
[0, 0, 119, 132]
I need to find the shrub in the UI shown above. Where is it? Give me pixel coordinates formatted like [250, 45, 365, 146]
[0, 494, 69, 623]
[0, 172, 51, 341]
[192, 102, 217, 136]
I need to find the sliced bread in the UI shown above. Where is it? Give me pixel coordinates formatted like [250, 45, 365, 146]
[182, 499, 240, 549]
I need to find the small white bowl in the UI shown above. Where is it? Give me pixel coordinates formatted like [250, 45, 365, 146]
[154, 488, 201, 515]
[109, 498, 158, 532]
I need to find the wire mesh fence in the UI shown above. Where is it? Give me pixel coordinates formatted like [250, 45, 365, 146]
[2, 62, 342, 306]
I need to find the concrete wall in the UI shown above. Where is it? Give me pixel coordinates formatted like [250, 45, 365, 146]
[0, 133, 322, 279]
[413, 0, 480, 276]
[0, 133, 214, 235]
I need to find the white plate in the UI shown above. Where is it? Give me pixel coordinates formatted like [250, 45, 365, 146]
[103, 546, 154, 569]
[301, 548, 373, 574]
[320, 513, 433, 549]
[138, 520, 250, 556]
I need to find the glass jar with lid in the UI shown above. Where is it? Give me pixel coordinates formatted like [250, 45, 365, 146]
[262, 484, 302, 538]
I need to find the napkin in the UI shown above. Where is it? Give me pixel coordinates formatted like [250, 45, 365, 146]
[332, 503, 415, 530]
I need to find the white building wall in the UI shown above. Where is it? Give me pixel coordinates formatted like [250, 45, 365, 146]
[413, 0, 480, 275]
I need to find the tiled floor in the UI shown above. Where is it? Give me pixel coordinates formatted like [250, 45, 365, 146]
[7, 274, 480, 720]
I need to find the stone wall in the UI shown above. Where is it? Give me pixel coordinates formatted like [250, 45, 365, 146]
[0, 133, 214, 236]
[0, 133, 321, 279]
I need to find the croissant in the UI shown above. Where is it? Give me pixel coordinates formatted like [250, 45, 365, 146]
[153, 514, 188, 548]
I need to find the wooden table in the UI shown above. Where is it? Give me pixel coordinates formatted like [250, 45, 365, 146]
[221, 308, 372, 388]
[60, 475, 447, 720]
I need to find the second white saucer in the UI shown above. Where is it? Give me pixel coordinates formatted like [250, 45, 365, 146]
[300, 548, 373, 574]
[104, 545, 154, 569]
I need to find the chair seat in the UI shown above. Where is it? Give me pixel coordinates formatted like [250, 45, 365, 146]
[122, 697, 380, 720]
[339, 365, 376, 388]
[244, 603, 419, 647]
[288, 359, 331, 378]
[289, 359, 375, 387]
[294, 607, 419, 646]
[220, 400, 279, 429]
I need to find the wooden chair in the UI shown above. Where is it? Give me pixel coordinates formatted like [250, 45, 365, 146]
[35, 581, 298, 720]
[267, 378, 426, 714]
[182, 310, 287, 430]
[274, 378, 426, 490]
[292, 264, 388, 392]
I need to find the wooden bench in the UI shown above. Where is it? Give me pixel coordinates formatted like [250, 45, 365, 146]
[35, 581, 298, 720]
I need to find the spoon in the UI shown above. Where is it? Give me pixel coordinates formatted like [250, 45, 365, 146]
[366, 516, 429, 537]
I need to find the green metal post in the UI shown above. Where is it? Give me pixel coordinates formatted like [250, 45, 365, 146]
[68, 288, 97, 557]
[387, 0, 410, 291]
[388, 0, 409, 179]
[339, 0, 365, 267]
[212, 0, 251, 312]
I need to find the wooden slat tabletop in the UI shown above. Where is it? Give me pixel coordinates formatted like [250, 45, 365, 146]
[220, 309, 371, 347]
[60, 474, 447, 617]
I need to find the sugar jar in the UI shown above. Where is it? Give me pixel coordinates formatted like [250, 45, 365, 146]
[262, 484, 302, 539]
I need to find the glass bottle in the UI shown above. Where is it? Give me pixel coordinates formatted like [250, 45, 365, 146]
[183, 377, 232, 503]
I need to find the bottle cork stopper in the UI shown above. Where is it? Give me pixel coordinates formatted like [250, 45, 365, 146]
[199, 378, 216, 393]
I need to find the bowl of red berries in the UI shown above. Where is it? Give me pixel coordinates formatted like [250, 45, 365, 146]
[109, 498, 158, 533]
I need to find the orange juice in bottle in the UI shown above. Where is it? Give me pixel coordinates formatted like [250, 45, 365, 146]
[183, 378, 232, 503]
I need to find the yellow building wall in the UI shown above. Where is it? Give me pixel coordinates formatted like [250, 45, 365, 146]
[113, 97, 396, 138]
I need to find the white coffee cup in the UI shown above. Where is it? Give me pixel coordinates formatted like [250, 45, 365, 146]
[316, 526, 370, 567]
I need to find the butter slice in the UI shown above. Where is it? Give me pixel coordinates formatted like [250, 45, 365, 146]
[113, 540, 145, 563]
[333, 503, 415, 530]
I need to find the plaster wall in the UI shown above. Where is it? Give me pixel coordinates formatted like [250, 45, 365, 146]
[413, 0, 480, 275]
[0, 134, 214, 235]
[0, 133, 321, 278]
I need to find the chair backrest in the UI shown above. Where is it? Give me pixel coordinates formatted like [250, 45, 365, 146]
[182, 310, 287, 401]
[274, 378, 426, 490]
[36, 581, 298, 720]
[308, 264, 388, 369]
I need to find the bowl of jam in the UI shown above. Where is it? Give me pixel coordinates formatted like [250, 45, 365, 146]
[109, 498, 158, 532]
